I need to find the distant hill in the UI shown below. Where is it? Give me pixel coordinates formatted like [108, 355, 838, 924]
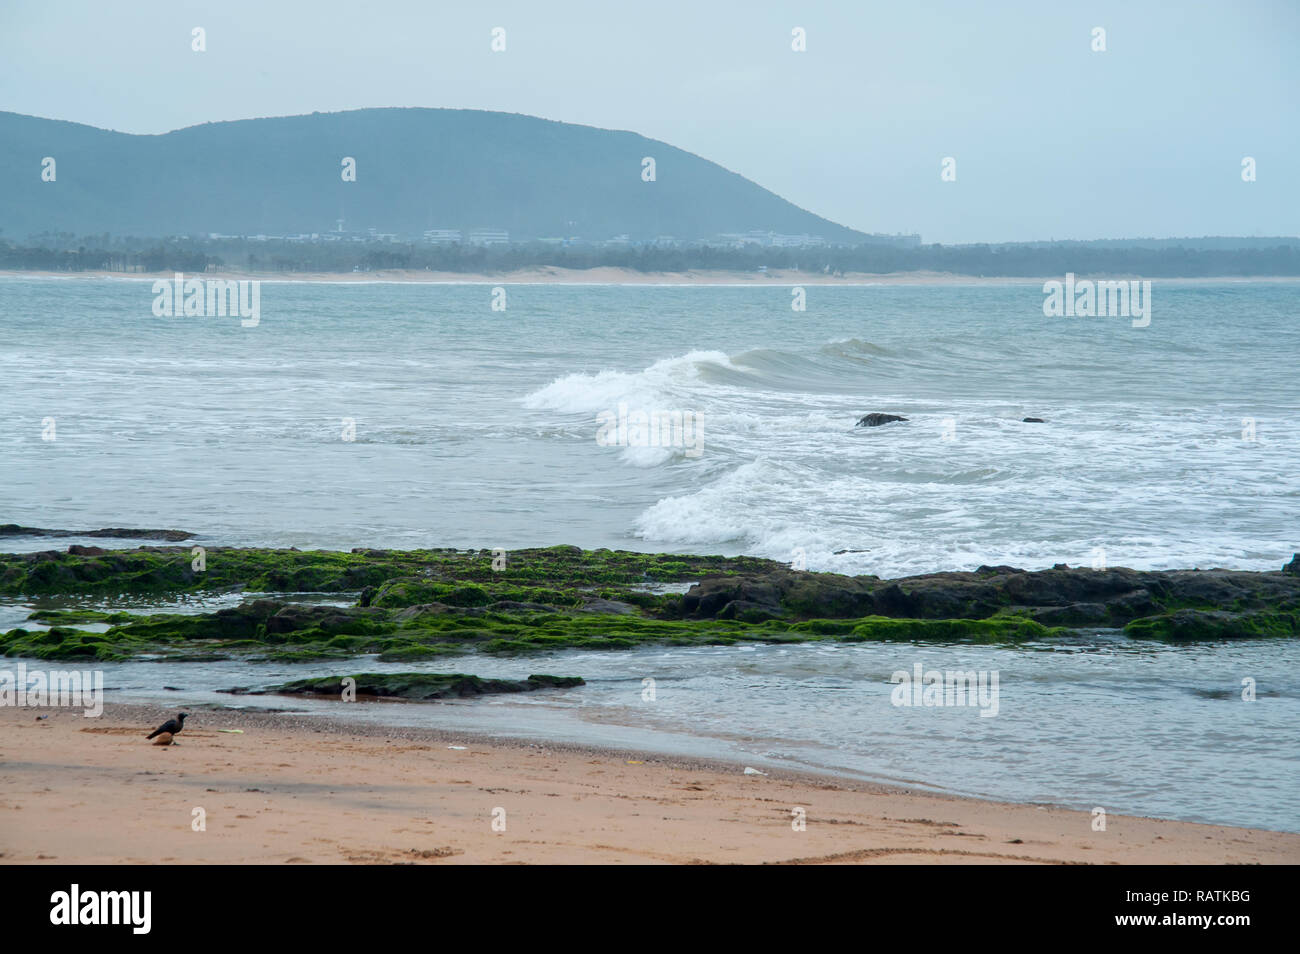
[0, 107, 876, 244]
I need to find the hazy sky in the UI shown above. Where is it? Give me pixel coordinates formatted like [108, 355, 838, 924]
[2, 0, 1297, 243]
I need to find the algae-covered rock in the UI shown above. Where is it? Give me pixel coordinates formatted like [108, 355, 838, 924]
[250, 672, 585, 700]
[675, 565, 1300, 627]
[1124, 610, 1300, 641]
[4, 546, 1300, 663]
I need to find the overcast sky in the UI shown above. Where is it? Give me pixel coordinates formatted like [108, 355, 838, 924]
[2, 0, 1297, 243]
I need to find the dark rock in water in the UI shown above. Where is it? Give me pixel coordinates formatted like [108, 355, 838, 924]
[1125, 609, 1300, 640]
[1021, 602, 1109, 625]
[1103, 589, 1163, 619]
[681, 571, 877, 620]
[262, 602, 387, 636]
[856, 413, 908, 427]
[717, 599, 783, 623]
[1022, 417, 1046, 423]
[0, 523, 194, 541]
[577, 597, 638, 615]
[238, 672, 585, 701]
[1284, 554, 1299, 575]
[671, 564, 1300, 634]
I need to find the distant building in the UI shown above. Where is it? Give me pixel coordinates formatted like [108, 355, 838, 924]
[705, 230, 919, 249]
[769, 233, 826, 248]
[710, 230, 827, 248]
[467, 229, 510, 246]
[424, 229, 462, 244]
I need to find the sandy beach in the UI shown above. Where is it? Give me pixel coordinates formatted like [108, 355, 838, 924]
[3, 703, 1296, 865]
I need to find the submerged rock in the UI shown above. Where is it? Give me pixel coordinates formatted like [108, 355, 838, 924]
[855, 413, 908, 427]
[0, 523, 194, 541]
[1022, 417, 1046, 423]
[241, 672, 585, 701]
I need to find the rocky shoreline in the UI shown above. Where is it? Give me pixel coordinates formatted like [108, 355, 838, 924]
[2, 544, 1297, 664]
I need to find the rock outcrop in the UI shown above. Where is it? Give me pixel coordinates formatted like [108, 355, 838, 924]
[855, 413, 908, 427]
[673, 565, 1300, 638]
[239, 672, 585, 701]
[0, 524, 194, 541]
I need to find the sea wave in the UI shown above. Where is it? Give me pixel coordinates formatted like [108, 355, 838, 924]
[522, 349, 743, 414]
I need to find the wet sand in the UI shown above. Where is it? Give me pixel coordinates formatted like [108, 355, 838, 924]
[2, 704, 1296, 865]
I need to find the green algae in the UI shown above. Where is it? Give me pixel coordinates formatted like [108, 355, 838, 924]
[3, 544, 1295, 662]
[1, 604, 1065, 662]
[845, 615, 1062, 642]
[1124, 610, 1300, 641]
[26, 608, 135, 625]
[0, 626, 139, 661]
[0, 545, 778, 598]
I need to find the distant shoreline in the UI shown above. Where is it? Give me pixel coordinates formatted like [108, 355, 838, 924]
[4, 266, 1300, 285]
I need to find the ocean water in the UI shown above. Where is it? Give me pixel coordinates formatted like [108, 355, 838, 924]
[2, 276, 1297, 574]
[2, 276, 1299, 832]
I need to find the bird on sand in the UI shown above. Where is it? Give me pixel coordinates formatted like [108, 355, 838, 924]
[146, 712, 188, 745]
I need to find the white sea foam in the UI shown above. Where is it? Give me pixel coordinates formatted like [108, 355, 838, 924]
[522, 350, 741, 414]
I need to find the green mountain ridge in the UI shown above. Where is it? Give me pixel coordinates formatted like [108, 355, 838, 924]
[0, 107, 873, 243]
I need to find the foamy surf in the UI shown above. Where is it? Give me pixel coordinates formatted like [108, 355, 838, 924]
[522, 349, 743, 414]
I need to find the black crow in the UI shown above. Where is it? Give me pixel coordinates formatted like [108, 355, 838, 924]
[146, 712, 188, 740]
